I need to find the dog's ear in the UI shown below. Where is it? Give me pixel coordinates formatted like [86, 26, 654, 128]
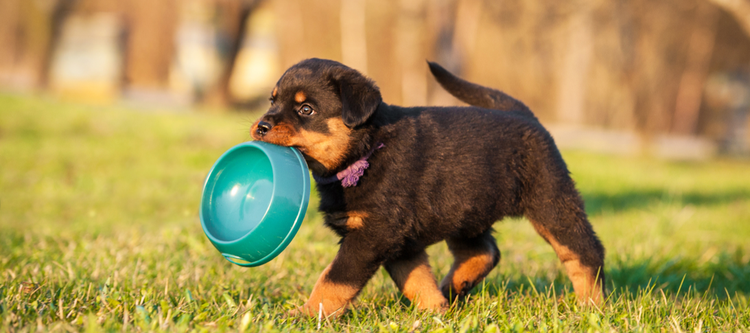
[333, 68, 382, 128]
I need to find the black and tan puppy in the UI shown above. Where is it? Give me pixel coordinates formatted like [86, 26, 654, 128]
[250, 58, 605, 316]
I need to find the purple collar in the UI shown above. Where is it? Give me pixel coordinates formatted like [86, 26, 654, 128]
[313, 143, 385, 188]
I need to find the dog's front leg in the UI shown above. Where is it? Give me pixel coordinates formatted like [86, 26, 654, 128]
[298, 262, 357, 317]
[298, 232, 385, 317]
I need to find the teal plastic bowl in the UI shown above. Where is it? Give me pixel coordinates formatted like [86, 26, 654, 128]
[200, 141, 310, 267]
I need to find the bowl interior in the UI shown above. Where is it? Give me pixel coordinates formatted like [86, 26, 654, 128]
[202, 146, 274, 242]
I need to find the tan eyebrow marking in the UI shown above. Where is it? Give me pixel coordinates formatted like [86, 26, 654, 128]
[295, 91, 306, 103]
[272, 87, 278, 97]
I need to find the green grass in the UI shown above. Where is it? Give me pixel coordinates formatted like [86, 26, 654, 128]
[1, 93, 749, 332]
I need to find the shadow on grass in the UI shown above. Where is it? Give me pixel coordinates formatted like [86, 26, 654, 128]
[582, 188, 750, 216]
[479, 250, 750, 300]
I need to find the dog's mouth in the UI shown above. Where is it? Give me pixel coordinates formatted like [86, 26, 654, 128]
[249, 118, 354, 175]
[250, 121, 310, 156]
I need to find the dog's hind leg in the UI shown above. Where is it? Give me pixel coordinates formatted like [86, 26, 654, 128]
[526, 197, 605, 304]
[439, 229, 500, 301]
[384, 250, 448, 311]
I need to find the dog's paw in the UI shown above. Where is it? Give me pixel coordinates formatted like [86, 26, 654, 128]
[288, 302, 327, 318]
[427, 300, 449, 314]
[286, 306, 304, 318]
[289, 301, 348, 319]
[287, 304, 316, 318]
[413, 295, 449, 313]
[440, 280, 474, 301]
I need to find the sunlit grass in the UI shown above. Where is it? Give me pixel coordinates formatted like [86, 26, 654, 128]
[1, 93, 748, 331]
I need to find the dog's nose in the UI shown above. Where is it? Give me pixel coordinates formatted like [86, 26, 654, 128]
[256, 121, 273, 136]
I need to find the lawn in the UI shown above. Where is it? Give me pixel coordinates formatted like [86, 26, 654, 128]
[1, 93, 749, 332]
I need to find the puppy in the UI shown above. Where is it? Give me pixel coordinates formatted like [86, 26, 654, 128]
[250, 58, 605, 316]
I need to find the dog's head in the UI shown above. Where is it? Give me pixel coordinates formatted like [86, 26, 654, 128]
[250, 58, 382, 175]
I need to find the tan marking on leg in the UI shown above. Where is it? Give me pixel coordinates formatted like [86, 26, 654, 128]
[295, 91, 306, 103]
[440, 244, 497, 300]
[327, 211, 367, 230]
[386, 252, 448, 311]
[297, 118, 353, 171]
[300, 263, 358, 317]
[532, 223, 603, 304]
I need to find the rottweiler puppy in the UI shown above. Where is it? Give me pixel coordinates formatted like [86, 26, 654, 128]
[250, 58, 605, 316]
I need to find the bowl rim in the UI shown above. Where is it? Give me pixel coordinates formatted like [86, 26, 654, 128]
[199, 141, 309, 248]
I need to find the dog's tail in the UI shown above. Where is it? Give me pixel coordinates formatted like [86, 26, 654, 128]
[427, 61, 532, 115]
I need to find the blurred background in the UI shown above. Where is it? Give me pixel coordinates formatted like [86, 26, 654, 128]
[2, 0, 750, 158]
[2, 2, 750, 329]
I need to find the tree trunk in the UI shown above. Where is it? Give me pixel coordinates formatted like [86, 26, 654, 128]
[672, 2, 719, 135]
[556, 2, 594, 125]
[397, 0, 428, 106]
[273, 0, 306, 68]
[123, 0, 177, 89]
[340, 0, 368, 73]
[39, 0, 78, 89]
[0, 0, 21, 79]
[707, 0, 750, 37]
[203, 0, 255, 108]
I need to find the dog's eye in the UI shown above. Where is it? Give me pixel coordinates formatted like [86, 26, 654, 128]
[269, 97, 275, 105]
[298, 104, 315, 116]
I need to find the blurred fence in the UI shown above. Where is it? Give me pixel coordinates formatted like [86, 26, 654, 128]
[1, 0, 749, 156]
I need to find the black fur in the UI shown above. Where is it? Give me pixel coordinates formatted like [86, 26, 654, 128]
[334, 67, 382, 127]
[251, 58, 605, 313]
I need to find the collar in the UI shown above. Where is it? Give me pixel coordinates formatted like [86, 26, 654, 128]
[312, 143, 385, 188]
